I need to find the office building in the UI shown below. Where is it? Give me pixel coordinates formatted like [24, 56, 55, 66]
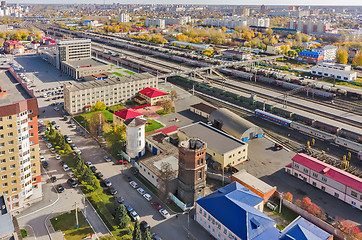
[177, 122, 248, 168]
[118, 13, 130, 23]
[56, 39, 91, 68]
[285, 153, 362, 210]
[0, 69, 42, 212]
[64, 72, 157, 115]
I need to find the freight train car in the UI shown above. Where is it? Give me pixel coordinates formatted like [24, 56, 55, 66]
[338, 128, 362, 143]
[312, 121, 340, 134]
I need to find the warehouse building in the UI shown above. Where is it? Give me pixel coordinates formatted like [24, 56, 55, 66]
[64, 72, 157, 115]
[178, 122, 248, 168]
[209, 108, 263, 142]
[311, 65, 357, 82]
[189, 102, 218, 119]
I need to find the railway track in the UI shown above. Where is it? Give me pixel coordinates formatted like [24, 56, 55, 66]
[199, 75, 362, 130]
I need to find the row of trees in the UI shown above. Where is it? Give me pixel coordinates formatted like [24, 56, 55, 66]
[132, 34, 168, 44]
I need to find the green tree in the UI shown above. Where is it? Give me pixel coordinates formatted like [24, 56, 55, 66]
[116, 204, 128, 228]
[82, 167, 94, 184]
[143, 229, 152, 240]
[132, 221, 142, 240]
[336, 49, 348, 64]
[89, 112, 106, 137]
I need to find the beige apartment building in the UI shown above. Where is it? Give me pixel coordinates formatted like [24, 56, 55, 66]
[64, 72, 158, 115]
[0, 68, 42, 212]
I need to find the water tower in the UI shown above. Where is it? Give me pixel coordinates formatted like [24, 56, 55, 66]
[125, 117, 147, 159]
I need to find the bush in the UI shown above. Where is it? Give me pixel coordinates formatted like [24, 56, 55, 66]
[55, 146, 61, 151]
[59, 150, 65, 155]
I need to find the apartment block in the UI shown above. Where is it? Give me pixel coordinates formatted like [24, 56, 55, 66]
[64, 72, 158, 115]
[118, 13, 130, 23]
[285, 153, 362, 210]
[145, 18, 166, 29]
[0, 69, 42, 212]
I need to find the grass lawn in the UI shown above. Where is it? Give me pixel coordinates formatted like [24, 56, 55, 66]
[110, 64, 116, 67]
[20, 229, 27, 238]
[74, 110, 113, 130]
[107, 69, 111, 71]
[112, 72, 124, 77]
[123, 70, 135, 75]
[155, 109, 170, 116]
[116, 67, 123, 70]
[269, 199, 299, 226]
[50, 210, 93, 240]
[108, 103, 126, 113]
[145, 119, 164, 132]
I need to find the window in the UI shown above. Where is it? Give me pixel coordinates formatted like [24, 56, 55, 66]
[312, 182, 316, 187]
[0, 134, 3, 139]
[2, 183, 8, 187]
[0, 159, 5, 163]
[7, 116, 12, 120]
[12, 188, 17, 193]
[199, 208, 202, 214]
[7, 124, 12, 128]
[11, 180, 16, 184]
[312, 172, 318, 178]
[351, 191, 357, 198]
[334, 193, 339, 198]
[321, 177, 327, 182]
[8, 132, 13, 137]
[10, 164, 15, 169]
[1, 175, 7, 180]
[321, 186, 325, 191]
[11, 172, 16, 177]
[1, 167, 6, 171]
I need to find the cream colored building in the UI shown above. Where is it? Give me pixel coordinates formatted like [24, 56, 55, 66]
[266, 43, 283, 55]
[64, 72, 158, 115]
[177, 122, 248, 168]
[0, 69, 42, 212]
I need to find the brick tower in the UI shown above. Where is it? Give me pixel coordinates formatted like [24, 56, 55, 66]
[177, 138, 207, 205]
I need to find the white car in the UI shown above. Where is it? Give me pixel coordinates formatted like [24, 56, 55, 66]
[55, 125, 60, 130]
[55, 154, 60, 160]
[104, 179, 112, 187]
[159, 209, 170, 219]
[75, 150, 82, 155]
[63, 164, 70, 172]
[40, 156, 45, 161]
[143, 193, 152, 201]
[129, 181, 138, 189]
[104, 156, 111, 162]
[47, 143, 52, 148]
[85, 162, 92, 167]
[137, 187, 145, 195]
[71, 123, 76, 128]
[54, 107, 60, 111]
[130, 211, 140, 221]
[66, 138, 72, 144]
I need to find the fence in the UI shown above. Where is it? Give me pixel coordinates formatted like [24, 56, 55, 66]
[276, 193, 346, 239]
[206, 172, 232, 184]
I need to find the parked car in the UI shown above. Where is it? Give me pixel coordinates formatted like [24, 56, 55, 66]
[47, 143, 52, 148]
[60, 161, 65, 166]
[129, 181, 138, 189]
[50, 148, 56, 153]
[90, 166, 97, 173]
[51, 121, 56, 125]
[42, 161, 49, 168]
[116, 195, 124, 204]
[143, 193, 152, 201]
[67, 172, 75, 178]
[85, 162, 92, 167]
[67, 178, 78, 188]
[95, 172, 104, 179]
[74, 150, 82, 155]
[54, 107, 60, 111]
[63, 164, 70, 172]
[104, 156, 111, 162]
[71, 123, 76, 128]
[50, 176, 57, 183]
[140, 221, 150, 231]
[66, 138, 72, 144]
[151, 233, 162, 240]
[40, 156, 45, 161]
[159, 209, 170, 219]
[55, 125, 60, 130]
[124, 203, 133, 213]
[55, 154, 61, 160]
[130, 211, 140, 221]
[151, 202, 162, 210]
[137, 188, 145, 195]
[104, 179, 112, 187]
[70, 144, 77, 150]
[109, 187, 117, 195]
[56, 184, 64, 193]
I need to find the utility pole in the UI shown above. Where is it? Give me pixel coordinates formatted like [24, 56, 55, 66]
[83, 196, 87, 221]
[279, 192, 283, 214]
[75, 202, 79, 228]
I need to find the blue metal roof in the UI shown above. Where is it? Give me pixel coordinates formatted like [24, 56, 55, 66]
[298, 51, 322, 58]
[196, 182, 276, 239]
[280, 217, 332, 240]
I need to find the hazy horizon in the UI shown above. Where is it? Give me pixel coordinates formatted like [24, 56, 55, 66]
[5, 0, 362, 6]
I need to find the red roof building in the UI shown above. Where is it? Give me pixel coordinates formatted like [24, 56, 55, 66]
[113, 108, 143, 125]
[4, 40, 24, 54]
[285, 153, 362, 210]
[137, 87, 170, 105]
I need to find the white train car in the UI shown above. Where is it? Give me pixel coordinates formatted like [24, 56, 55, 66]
[335, 137, 362, 152]
[358, 151, 362, 161]
[290, 122, 336, 141]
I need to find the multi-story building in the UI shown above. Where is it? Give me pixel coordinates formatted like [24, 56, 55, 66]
[285, 153, 362, 210]
[312, 45, 338, 62]
[64, 72, 157, 115]
[118, 13, 130, 23]
[297, 51, 324, 63]
[177, 138, 207, 205]
[0, 68, 42, 212]
[287, 20, 331, 34]
[56, 39, 91, 68]
[222, 50, 251, 60]
[3, 40, 24, 55]
[201, 16, 270, 28]
[145, 18, 165, 29]
[177, 122, 248, 168]
[136, 87, 169, 105]
[266, 43, 284, 55]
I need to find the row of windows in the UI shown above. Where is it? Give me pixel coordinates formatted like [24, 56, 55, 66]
[0, 116, 13, 121]
[199, 208, 235, 239]
[139, 165, 159, 182]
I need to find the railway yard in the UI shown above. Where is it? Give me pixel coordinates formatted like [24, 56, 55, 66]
[41, 25, 362, 167]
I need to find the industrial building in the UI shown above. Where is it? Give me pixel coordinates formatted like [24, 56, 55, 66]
[285, 153, 362, 210]
[0, 69, 42, 211]
[209, 108, 263, 142]
[232, 170, 277, 203]
[178, 122, 248, 168]
[189, 102, 218, 119]
[222, 50, 251, 60]
[64, 72, 158, 115]
[311, 64, 357, 81]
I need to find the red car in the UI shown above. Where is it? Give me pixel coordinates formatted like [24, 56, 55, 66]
[151, 202, 162, 210]
[117, 160, 129, 165]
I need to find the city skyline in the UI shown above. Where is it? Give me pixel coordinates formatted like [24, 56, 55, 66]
[5, 0, 362, 6]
